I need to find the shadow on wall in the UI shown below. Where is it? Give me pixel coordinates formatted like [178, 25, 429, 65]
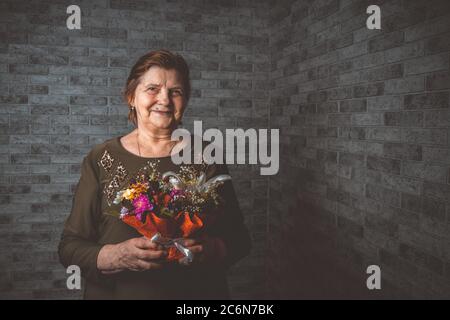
[271, 196, 406, 299]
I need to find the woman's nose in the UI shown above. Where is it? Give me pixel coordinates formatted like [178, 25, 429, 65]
[157, 89, 170, 106]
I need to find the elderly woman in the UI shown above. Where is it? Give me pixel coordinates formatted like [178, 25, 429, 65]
[58, 49, 251, 299]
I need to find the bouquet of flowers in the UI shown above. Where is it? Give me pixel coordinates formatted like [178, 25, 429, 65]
[105, 163, 231, 263]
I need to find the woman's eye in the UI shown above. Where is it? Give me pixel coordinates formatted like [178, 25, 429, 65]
[171, 90, 183, 97]
[147, 87, 158, 93]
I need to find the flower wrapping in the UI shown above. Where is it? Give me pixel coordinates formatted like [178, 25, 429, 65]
[105, 163, 231, 262]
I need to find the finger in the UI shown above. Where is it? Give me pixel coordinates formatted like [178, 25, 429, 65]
[178, 257, 193, 267]
[135, 237, 164, 250]
[101, 269, 124, 275]
[136, 259, 163, 270]
[135, 248, 168, 261]
[186, 244, 203, 254]
[181, 238, 198, 247]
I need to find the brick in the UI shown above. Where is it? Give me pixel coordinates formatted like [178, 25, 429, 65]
[11, 175, 50, 184]
[366, 184, 401, 207]
[69, 37, 108, 47]
[30, 35, 68, 46]
[352, 113, 383, 126]
[367, 155, 401, 175]
[423, 181, 450, 202]
[426, 33, 450, 54]
[338, 150, 363, 166]
[385, 42, 424, 63]
[365, 212, 398, 237]
[401, 193, 422, 213]
[384, 111, 423, 127]
[307, 91, 327, 103]
[70, 105, 108, 115]
[399, 243, 444, 274]
[383, 142, 424, 161]
[70, 76, 108, 86]
[365, 64, 403, 82]
[367, 95, 403, 112]
[90, 115, 128, 126]
[29, 85, 48, 94]
[339, 99, 366, 112]
[337, 216, 363, 238]
[49, 65, 88, 76]
[70, 56, 108, 67]
[338, 42, 367, 59]
[328, 114, 351, 126]
[402, 128, 447, 146]
[0, 95, 28, 104]
[424, 110, 449, 127]
[338, 127, 366, 140]
[383, 6, 426, 32]
[405, 15, 450, 41]
[385, 76, 424, 94]
[9, 64, 48, 75]
[31, 106, 69, 115]
[29, 95, 68, 106]
[404, 54, 449, 76]
[353, 82, 384, 97]
[426, 71, 450, 91]
[368, 170, 421, 195]
[402, 161, 425, 179]
[0, 32, 27, 44]
[91, 27, 127, 39]
[328, 87, 353, 100]
[30, 144, 70, 155]
[423, 197, 446, 221]
[368, 31, 404, 52]
[30, 75, 68, 85]
[30, 55, 68, 65]
[367, 127, 402, 142]
[317, 102, 338, 113]
[404, 92, 449, 110]
[11, 155, 50, 165]
[69, 96, 107, 106]
[328, 138, 365, 154]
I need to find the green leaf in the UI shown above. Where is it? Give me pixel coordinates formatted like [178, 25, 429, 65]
[160, 207, 174, 218]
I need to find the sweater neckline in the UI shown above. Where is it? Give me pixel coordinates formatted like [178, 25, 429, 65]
[114, 136, 174, 161]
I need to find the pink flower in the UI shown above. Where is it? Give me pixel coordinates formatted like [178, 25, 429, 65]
[132, 194, 153, 216]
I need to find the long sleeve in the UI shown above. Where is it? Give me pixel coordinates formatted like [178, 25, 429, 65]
[208, 164, 252, 269]
[58, 151, 109, 285]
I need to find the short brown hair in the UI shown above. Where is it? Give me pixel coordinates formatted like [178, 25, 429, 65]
[124, 49, 191, 126]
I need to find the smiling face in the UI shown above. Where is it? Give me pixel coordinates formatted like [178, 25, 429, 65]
[131, 66, 186, 133]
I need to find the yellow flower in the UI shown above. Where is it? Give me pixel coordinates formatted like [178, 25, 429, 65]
[122, 189, 134, 200]
[130, 182, 148, 195]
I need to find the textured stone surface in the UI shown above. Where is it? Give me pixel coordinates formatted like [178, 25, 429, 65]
[0, 0, 270, 299]
[1, 0, 450, 300]
[268, 0, 450, 299]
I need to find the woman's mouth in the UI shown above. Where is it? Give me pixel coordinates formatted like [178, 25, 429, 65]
[151, 110, 172, 116]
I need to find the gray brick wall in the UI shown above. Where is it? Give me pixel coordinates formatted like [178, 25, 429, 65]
[2, 0, 450, 300]
[0, 0, 270, 299]
[268, 0, 450, 298]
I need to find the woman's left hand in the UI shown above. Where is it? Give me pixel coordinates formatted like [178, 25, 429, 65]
[178, 235, 226, 266]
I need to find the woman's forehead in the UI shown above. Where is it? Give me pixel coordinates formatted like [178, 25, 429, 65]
[140, 66, 182, 86]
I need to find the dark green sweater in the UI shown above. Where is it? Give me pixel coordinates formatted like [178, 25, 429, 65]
[58, 136, 251, 299]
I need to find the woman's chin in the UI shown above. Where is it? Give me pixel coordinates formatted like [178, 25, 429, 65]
[148, 119, 175, 130]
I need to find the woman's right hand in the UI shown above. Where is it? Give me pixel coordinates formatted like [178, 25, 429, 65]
[97, 236, 168, 273]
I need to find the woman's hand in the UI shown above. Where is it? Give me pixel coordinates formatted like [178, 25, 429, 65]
[97, 236, 168, 273]
[178, 235, 227, 266]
